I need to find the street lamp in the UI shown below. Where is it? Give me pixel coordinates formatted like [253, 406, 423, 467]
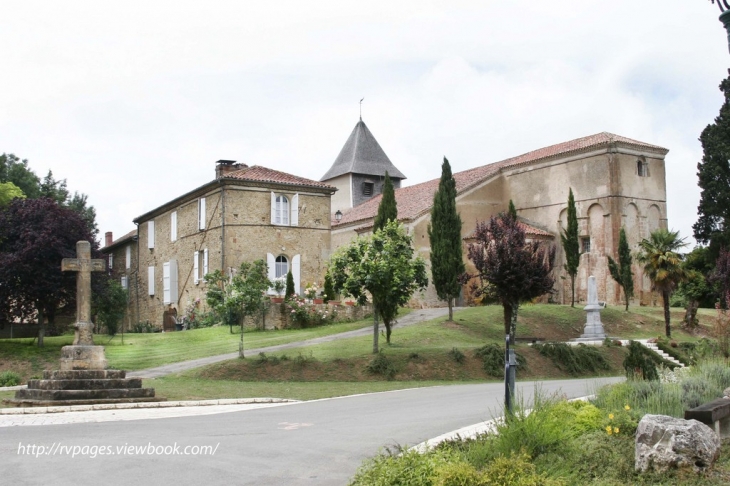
[712, 0, 730, 52]
[334, 210, 342, 222]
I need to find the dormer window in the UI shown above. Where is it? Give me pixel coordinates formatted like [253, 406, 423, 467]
[637, 158, 649, 177]
[363, 181, 374, 197]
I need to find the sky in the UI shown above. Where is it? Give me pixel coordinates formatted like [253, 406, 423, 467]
[1, 1, 728, 247]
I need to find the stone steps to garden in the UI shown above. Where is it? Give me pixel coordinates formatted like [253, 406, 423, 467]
[619, 339, 685, 368]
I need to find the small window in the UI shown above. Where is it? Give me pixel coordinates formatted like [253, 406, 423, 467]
[581, 237, 591, 254]
[637, 159, 648, 177]
[198, 198, 206, 230]
[363, 182, 374, 197]
[171, 211, 177, 241]
[147, 221, 155, 249]
[275, 255, 289, 279]
[275, 196, 289, 225]
[121, 276, 128, 290]
[125, 246, 131, 269]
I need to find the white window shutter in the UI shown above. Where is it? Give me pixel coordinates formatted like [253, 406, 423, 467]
[163, 262, 171, 304]
[171, 211, 177, 241]
[148, 221, 155, 249]
[148, 266, 155, 296]
[170, 259, 178, 304]
[194, 251, 200, 285]
[121, 276, 127, 289]
[292, 254, 301, 295]
[203, 248, 209, 278]
[267, 253, 276, 294]
[291, 194, 299, 227]
[126, 246, 131, 269]
[270, 192, 276, 224]
[199, 198, 206, 230]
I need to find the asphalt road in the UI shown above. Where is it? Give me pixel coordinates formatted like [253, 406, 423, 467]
[2, 377, 621, 486]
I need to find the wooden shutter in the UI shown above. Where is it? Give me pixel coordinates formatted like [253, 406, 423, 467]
[148, 266, 155, 295]
[267, 253, 276, 294]
[171, 211, 177, 241]
[203, 249, 209, 278]
[292, 254, 301, 295]
[163, 262, 171, 304]
[170, 259, 178, 304]
[291, 194, 299, 226]
[199, 198, 206, 230]
[125, 246, 131, 269]
[270, 192, 276, 224]
[194, 251, 200, 285]
[148, 221, 155, 249]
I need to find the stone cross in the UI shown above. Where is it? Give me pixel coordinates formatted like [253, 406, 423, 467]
[61, 240, 105, 346]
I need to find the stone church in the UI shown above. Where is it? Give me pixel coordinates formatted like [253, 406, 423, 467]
[104, 119, 668, 329]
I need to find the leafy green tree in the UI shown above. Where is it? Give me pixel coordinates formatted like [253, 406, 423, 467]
[608, 227, 634, 311]
[428, 157, 464, 321]
[467, 212, 556, 344]
[373, 172, 397, 232]
[713, 248, 730, 308]
[0, 181, 25, 207]
[695, 73, 730, 258]
[285, 270, 296, 299]
[0, 153, 40, 199]
[323, 271, 336, 303]
[560, 188, 580, 307]
[330, 221, 428, 353]
[205, 260, 271, 355]
[636, 229, 688, 338]
[92, 278, 127, 336]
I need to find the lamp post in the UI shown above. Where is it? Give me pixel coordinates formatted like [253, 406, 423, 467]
[712, 1, 730, 52]
[334, 210, 342, 222]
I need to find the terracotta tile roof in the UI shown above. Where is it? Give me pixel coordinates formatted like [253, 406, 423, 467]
[226, 165, 336, 190]
[102, 229, 137, 251]
[333, 132, 667, 227]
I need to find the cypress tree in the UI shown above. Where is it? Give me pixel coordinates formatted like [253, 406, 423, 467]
[373, 172, 397, 232]
[285, 270, 295, 300]
[428, 157, 464, 321]
[608, 227, 634, 311]
[508, 200, 517, 219]
[694, 72, 730, 259]
[561, 188, 580, 307]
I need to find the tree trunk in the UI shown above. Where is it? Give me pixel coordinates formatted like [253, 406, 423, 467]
[385, 320, 392, 344]
[662, 290, 671, 338]
[625, 289, 629, 311]
[571, 275, 575, 307]
[684, 299, 699, 329]
[448, 298, 453, 321]
[502, 301, 513, 338]
[37, 307, 45, 348]
[372, 305, 379, 354]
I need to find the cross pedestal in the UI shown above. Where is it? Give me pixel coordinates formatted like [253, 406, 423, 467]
[60, 241, 107, 370]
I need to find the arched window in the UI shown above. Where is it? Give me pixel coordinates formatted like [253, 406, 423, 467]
[637, 159, 648, 177]
[275, 255, 289, 279]
[275, 195, 289, 225]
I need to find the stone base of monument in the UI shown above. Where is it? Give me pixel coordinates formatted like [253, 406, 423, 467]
[59, 345, 108, 371]
[5, 370, 163, 407]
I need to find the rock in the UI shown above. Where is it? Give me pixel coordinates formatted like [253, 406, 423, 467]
[635, 414, 721, 474]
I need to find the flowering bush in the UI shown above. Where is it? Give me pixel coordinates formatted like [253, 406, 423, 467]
[304, 282, 320, 300]
[286, 298, 335, 328]
[272, 277, 286, 296]
[180, 298, 201, 328]
[603, 404, 638, 437]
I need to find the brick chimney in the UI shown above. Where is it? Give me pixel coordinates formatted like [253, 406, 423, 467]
[105, 232, 113, 248]
[216, 160, 247, 178]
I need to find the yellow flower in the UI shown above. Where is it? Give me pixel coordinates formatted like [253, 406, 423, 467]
[624, 405, 631, 411]
[614, 427, 619, 434]
[606, 426, 613, 435]
[608, 413, 614, 420]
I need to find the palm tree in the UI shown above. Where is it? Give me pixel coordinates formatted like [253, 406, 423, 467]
[636, 229, 688, 338]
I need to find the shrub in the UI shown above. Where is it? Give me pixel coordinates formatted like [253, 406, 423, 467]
[349, 447, 456, 486]
[481, 450, 564, 486]
[623, 341, 659, 380]
[131, 321, 155, 333]
[547, 400, 603, 434]
[448, 347, 465, 364]
[0, 371, 21, 387]
[432, 461, 487, 486]
[286, 299, 336, 328]
[366, 352, 397, 380]
[474, 344, 525, 377]
[533, 342, 609, 375]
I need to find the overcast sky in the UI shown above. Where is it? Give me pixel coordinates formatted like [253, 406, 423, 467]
[1, 1, 727, 247]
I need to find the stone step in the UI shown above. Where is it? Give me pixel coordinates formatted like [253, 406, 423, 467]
[642, 343, 684, 367]
[43, 370, 126, 380]
[4, 397, 165, 407]
[15, 388, 155, 401]
[27, 378, 143, 391]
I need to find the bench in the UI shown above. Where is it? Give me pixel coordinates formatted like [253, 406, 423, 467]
[514, 337, 545, 344]
[685, 397, 730, 438]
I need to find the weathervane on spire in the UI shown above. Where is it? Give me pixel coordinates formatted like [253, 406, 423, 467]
[360, 98, 364, 121]
[710, 0, 730, 52]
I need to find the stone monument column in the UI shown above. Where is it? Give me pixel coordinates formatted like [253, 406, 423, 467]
[573, 275, 607, 341]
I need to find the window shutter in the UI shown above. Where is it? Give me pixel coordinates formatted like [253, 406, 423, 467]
[171, 211, 177, 241]
[194, 251, 200, 285]
[199, 198, 206, 230]
[148, 266, 155, 296]
[170, 259, 178, 304]
[267, 253, 276, 294]
[270, 192, 276, 224]
[148, 221, 155, 249]
[108, 254, 113, 269]
[291, 194, 299, 226]
[163, 262, 171, 304]
[121, 276, 127, 289]
[126, 246, 131, 269]
[203, 249, 209, 278]
[292, 254, 301, 295]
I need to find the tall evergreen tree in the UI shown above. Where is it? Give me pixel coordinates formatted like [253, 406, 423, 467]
[508, 199, 517, 219]
[695, 72, 730, 258]
[607, 227, 634, 311]
[428, 157, 464, 321]
[560, 188, 580, 307]
[373, 172, 397, 232]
